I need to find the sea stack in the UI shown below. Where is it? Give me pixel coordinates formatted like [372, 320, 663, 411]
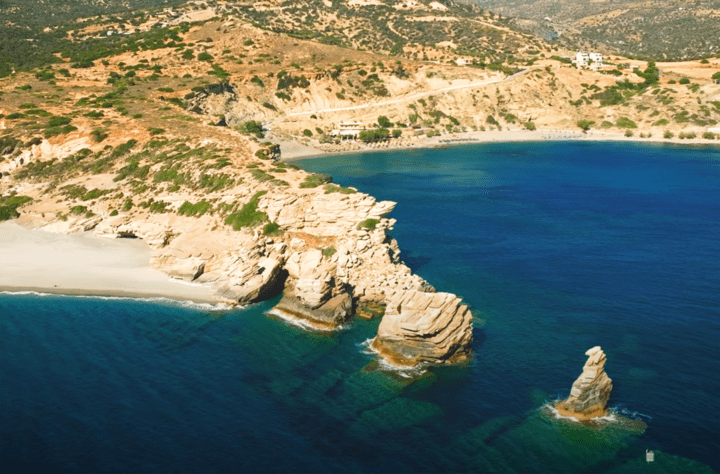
[556, 346, 613, 421]
[371, 290, 474, 367]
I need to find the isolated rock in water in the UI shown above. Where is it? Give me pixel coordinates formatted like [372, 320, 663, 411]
[371, 290, 473, 366]
[556, 346, 613, 421]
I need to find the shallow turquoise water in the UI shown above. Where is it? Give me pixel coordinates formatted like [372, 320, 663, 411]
[1, 141, 719, 473]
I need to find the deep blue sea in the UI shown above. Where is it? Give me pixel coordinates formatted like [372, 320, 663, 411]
[2, 141, 719, 474]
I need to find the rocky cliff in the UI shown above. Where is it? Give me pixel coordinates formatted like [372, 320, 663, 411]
[90, 182, 470, 364]
[556, 346, 613, 421]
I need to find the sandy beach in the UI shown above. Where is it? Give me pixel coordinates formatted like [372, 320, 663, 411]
[0, 222, 218, 303]
[272, 128, 720, 160]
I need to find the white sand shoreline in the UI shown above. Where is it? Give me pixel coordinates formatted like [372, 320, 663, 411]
[0, 222, 219, 304]
[275, 128, 720, 161]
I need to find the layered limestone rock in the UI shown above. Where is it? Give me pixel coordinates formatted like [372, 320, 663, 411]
[43, 180, 471, 364]
[556, 346, 613, 421]
[371, 290, 474, 366]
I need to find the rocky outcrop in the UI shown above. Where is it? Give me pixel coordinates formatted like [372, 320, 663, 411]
[50, 180, 472, 366]
[371, 290, 474, 366]
[556, 346, 613, 421]
[273, 291, 353, 330]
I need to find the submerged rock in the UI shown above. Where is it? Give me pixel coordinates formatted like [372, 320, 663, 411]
[556, 346, 613, 421]
[371, 290, 473, 367]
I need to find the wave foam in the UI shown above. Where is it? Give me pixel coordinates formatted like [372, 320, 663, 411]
[358, 338, 428, 377]
[0, 291, 235, 312]
[265, 308, 350, 332]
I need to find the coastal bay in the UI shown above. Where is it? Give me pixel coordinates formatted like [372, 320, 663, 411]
[1, 141, 719, 473]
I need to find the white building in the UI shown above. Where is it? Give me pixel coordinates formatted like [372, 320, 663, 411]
[330, 121, 366, 139]
[455, 58, 468, 66]
[589, 52, 603, 69]
[573, 52, 603, 71]
[574, 52, 590, 68]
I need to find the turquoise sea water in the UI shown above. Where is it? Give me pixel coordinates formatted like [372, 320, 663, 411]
[1, 141, 719, 473]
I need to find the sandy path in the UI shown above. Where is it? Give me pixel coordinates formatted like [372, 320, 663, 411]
[0, 222, 218, 303]
[271, 70, 530, 123]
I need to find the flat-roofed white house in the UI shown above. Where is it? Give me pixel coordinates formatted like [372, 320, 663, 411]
[589, 52, 603, 70]
[330, 121, 366, 139]
[573, 52, 603, 70]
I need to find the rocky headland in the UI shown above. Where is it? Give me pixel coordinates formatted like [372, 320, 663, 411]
[556, 346, 614, 421]
[1, 131, 474, 368]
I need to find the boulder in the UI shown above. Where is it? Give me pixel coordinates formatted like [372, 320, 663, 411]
[153, 255, 206, 281]
[556, 346, 613, 421]
[371, 290, 473, 367]
[216, 257, 286, 303]
[272, 291, 353, 330]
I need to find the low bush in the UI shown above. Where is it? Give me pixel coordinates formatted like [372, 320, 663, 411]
[225, 191, 268, 230]
[0, 195, 32, 221]
[262, 222, 283, 236]
[357, 218, 380, 231]
[178, 200, 212, 217]
[299, 173, 332, 188]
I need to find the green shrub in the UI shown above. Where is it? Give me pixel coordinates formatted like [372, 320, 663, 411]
[91, 129, 109, 143]
[322, 246, 337, 257]
[702, 132, 716, 140]
[523, 121, 536, 131]
[377, 115, 393, 128]
[303, 129, 313, 137]
[664, 130, 674, 139]
[0, 195, 32, 221]
[149, 128, 165, 136]
[48, 116, 71, 127]
[679, 77, 690, 85]
[81, 188, 109, 201]
[197, 52, 213, 62]
[357, 218, 380, 231]
[616, 117, 638, 128]
[178, 200, 212, 217]
[262, 222, 283, 236]
[653, 119, 669, 126]
[600, 121, 613, 129]
[250, 169, 274, 182]
[324, 184, 356, 194]
[70, 205, 87, 215]
[577, 120, 595, 131]
[299, 173, 332, 188]
[625, 130, 634, 137]
[238, 120, 264, 138]
[225, 191, 268, 230]
[110, 210, 119, 216]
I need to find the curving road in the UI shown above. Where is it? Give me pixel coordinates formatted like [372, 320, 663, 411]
[269, 69, 530, 124]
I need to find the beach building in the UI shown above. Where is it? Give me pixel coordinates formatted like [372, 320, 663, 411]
[330, 121, 366, 139]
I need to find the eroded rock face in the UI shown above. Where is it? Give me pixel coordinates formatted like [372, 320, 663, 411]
[273, 291, 353, 330]
[556, 346, 613, 421]
[371, 290, 474, 366]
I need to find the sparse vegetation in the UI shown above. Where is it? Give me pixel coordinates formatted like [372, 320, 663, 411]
[357, 218, 380, 231]
[0, 195, 32, 221]
[225, 191, 268, 230]
[300, 173, 332, 188]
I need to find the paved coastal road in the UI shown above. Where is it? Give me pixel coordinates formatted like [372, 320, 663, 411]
[269, 69, 531, 124]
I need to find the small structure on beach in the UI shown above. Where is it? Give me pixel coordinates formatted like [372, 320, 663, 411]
[330, 121, 366, 140]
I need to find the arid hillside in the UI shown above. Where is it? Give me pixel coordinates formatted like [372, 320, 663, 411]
[465, 0, 720, 61]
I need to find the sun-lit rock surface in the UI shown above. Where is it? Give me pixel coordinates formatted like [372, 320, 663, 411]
[556, 346, 613, 421]
[371, 289, 474, 366]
